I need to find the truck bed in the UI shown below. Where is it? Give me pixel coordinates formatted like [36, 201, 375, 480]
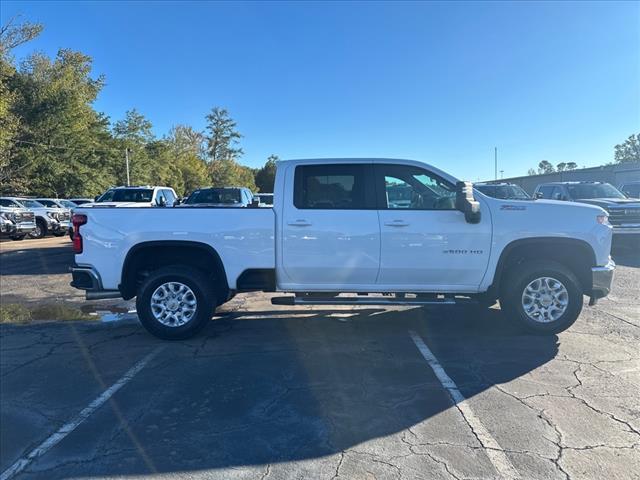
[75, 207, 275, 290]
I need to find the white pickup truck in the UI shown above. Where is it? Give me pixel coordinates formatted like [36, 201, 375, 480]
[71, 158, 615, 340]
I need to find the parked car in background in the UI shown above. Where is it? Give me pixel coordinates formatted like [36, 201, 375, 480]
[0, 198, 38, 240]
[69, 198, 93, 205]
[17, 198, 70, 238]
[619, 181, 640, 199]
[534, 181, 640, 236]
[181, 187, 255, 207]
[256, 193, 274, 207]
[90, 186, 178, 207]
[474, 182, 531, 200]
[71, 158, 614, 340]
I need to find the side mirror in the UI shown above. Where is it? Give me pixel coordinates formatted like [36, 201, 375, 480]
[157, 197, 167, 207]
[455, 181, 481, 224]
[250, 196, 260, 208]
[534, 192, 543, 199]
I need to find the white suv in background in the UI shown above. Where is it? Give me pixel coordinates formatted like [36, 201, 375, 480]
[89, 186, 179, 208]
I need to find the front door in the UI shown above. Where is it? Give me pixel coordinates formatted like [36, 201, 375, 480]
[374, 163, 492, 291]
[280, 162, 380, 289]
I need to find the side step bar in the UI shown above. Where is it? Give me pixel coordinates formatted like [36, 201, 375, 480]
[271, 295, 462, 306]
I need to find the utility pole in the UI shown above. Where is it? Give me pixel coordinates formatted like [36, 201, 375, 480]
[125, 148, 130, 186]
[494, 147, 498, 180]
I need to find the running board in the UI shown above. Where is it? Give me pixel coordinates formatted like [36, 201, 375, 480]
[271, 296, 461, 306]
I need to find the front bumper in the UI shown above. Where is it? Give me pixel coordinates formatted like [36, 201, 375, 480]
[15, 222, 36, 234]
[591, 259, 615, 301]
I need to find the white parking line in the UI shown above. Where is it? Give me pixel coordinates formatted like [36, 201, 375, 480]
[0, 347, 163, 480]
[409, 330, 520, 479]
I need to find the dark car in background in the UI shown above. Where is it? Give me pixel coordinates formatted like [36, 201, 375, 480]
[619, 181, 640, 199]
[474, 182, 531, 200]
[534, 181, 640, 237]
[181, 187, 255, 207]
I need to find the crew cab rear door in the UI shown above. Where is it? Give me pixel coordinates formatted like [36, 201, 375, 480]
[279, 162, 380, 289]
[374, 163, 492, 291]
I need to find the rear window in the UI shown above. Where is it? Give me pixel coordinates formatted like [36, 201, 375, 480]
[186, 188, 241, 205]
[294, 164, 372, 210]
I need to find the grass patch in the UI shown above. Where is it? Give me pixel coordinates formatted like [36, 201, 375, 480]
[0, 303, 94, 324]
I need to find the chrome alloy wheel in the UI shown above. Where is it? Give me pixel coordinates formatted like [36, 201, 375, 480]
[521, 276, 569, 323]
[150, 282, 197, 327]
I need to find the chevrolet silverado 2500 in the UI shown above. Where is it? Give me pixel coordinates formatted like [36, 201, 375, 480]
[71, 158, 615, 340]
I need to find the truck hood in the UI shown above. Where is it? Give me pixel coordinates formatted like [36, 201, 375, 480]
[573, 198, 640, 210]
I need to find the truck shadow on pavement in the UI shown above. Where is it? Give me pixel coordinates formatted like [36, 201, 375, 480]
[0, 305, 559, 478]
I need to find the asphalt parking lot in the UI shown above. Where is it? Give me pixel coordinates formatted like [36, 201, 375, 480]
[1, 238, 639, 479]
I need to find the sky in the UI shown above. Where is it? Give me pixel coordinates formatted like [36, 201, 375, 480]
[2, 1, 639, 180]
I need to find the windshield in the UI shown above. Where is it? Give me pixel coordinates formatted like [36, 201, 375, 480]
[36, 199, 58, 208]
[18, 199, 45, 209]
[59, 200, 77, 208]
[98, 189, 154, 202]
[186, 188, 241, 204]
[476, 184, 530, 200]
[567, 183, 626, 199]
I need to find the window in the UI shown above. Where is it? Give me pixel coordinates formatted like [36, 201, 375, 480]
[37, 200, 56, 207]
[0, 199, 20, 208]
[163, 189, 176, 206]
[98, 189, 153, 203]
[566, 183, 625, 200]
[376, 164, 456, 210]
[155, 190, 166, 206]
[186, 188, 241, 205]
[537, 185, 554, 199]
[294, 164, 372, 209]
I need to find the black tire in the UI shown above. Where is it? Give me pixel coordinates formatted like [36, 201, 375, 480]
[30, 218, 47, 239]
[52, 230, 66, 237]
[10, 234, 26, 241]
[500, 260, 583, 334]
[136, 266, 216, 340]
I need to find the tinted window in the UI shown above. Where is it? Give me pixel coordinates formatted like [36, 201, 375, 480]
[476, 185, 530, 200]
[186, 188, 242, 205]
[0, 199, 20, 207]
[98, 189, 154, 202]
[163, 190, 176, 205]
[537, 185, 554, 199]
[376, 164, 456, 210]
[566, 183, 626, 199]
[37, 200, 58, 207]
[622, 184, 640, 198]
[294, 164, 371, 209]
[18, 199, 44, 208]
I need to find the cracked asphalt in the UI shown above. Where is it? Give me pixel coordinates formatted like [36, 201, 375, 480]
[0, 238, 639, 479]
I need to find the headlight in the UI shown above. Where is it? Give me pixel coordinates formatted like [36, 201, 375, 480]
[596, 214, 610, 226]
[47, 212, 60, 221]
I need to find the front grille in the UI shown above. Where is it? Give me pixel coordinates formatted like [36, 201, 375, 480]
[23, 211, 34, 221]
[608, 208, 640, 226]
[60, 212, 70, 221]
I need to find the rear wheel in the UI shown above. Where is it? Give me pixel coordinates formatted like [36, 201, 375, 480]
[136, 266, 215, 340]
[500, 260, 583, 334]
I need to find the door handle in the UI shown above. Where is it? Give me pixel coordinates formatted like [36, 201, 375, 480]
[287, 220, 312, 227]
[384, 220, 409, 227]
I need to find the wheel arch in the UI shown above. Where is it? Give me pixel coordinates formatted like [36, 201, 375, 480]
[120, 240, 229, 301]
[489, 237, 596, 297]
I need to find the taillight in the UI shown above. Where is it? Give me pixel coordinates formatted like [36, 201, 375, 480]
[72, 214, 87, 253]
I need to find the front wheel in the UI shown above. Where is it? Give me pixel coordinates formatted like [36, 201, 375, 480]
[136, 266, 216, 340]
[52, 230, 66, 237]
[500, 260, 583, 334]
[30, 219, 47, 239]
[10, 234, 26, 241]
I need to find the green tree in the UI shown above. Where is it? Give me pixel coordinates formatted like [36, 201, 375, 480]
[565, 162, 578, 171]
[537, 160, 555, 174]
[164, 125, 209, 195]
[614, 134, 640, 163]
[112, 109, 155, 186]
[556, 162, 567, 172]
[209, 158, 257, 191]
[205, 107, 243, 162]
[527, 168, 537, 176]
[3, 48, 116, 196]
[254, 154, 278, 192]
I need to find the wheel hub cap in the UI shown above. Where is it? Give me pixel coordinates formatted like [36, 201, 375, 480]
[150, 282, 197, 327]
[521, 276, 569, 323]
